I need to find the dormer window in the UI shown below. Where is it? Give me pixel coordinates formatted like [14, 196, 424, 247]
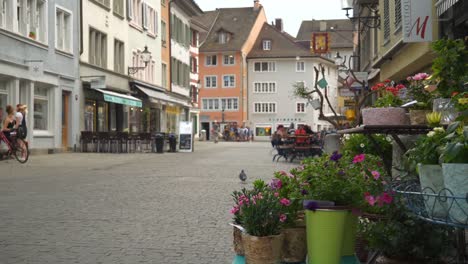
[263, 40, 271, 50]
[218, 31, 231, 44]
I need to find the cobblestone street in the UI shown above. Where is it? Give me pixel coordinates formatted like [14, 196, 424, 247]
[0, 141, 295, 264]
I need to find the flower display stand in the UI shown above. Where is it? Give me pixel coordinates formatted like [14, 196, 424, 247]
[232, 255, 361, 264]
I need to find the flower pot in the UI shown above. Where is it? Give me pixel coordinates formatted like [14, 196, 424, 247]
[242, 233, 283, 264]
[281, 227, 307, 263]
[362, 107, 409, 126]
[418, 164, 447, 218]
[233, 226, 244, 256]
[442, 163, 468, 224]
[305, 208, 349, 264]
[433, 98, 457, 125]
[341, 213, 358, 256]
[409, 110, 431, 125]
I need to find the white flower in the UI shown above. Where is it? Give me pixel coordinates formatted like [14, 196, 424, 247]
[434, 127, 445, 133]
[386, 136, 392, 142]
[360, 143, 365, 148]
[427, 131, 436, 137]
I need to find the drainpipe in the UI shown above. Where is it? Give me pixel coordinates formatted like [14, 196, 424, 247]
[79, 0, 83, 55]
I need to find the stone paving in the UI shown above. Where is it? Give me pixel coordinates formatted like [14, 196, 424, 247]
[0, 141, 296, 264]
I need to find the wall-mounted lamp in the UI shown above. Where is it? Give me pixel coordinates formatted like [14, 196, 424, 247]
[128, 46, 152, 75]
[341, 0, 380, 28]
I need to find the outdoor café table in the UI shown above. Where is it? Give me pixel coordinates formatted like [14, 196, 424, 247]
[337, 125, 432, 176]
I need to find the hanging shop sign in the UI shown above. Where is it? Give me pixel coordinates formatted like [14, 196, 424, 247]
[402, 0, 433, 43]
[311, 33, 330, 54]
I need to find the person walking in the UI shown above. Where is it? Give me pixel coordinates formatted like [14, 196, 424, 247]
[212, 121, 220, 143]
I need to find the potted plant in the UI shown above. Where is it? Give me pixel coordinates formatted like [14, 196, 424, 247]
[362, 80, 409, 125]
[431, 38, 468, 124]
[439, 121, 468, 224]
[299, 152, 389, 264]
[405, 73, 434, 125]
[29, 31, 36, 39]
[270, 169, 308, 263]
[237, 179, 287, 264]
[405, 127, 448, 218]
[230, 189, 249, 256]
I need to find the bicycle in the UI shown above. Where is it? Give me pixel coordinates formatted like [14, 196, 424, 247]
[0, 130, 29, 163]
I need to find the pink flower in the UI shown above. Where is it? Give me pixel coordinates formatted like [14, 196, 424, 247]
[406, 76, 412, 81]
[269, 179, 282, 190]
[380, 192, 393, 204]
[279, 214, 287, 223]
[274, 192, 279, 197]
[353, 154, 365, 163]
[280, 198, 291, 206]
[230, 206, 239, 214]
[364, 192, 376, 206]
[412, 73, 429, 81]
[371, 170, 380, 180]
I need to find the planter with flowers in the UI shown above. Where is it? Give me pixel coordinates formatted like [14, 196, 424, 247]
[230, 189, 249, 256]
[405, 72, 434, 125]
[298, 152, 389, 264]
[439, 122, 468, 224]
[271, 169, 309, 263]
[29, 31, 36, 39]
[362, 80, 408, 125]
[405, 127, 447, 218]
[232, 179, 288, 264]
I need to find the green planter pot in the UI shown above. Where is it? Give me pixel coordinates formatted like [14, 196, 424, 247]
[418, 164, 447, 218]
[305, 208, 349, 264]
[442, 163, 468, 224]
[341, 213, 358, 257]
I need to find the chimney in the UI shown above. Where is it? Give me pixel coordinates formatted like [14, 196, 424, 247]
[319, 21, 327, 32]
[253, 0, 261, 11]
[275, 18, 283, 32]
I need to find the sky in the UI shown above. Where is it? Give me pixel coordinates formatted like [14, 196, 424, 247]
[194, 0, 349, 37]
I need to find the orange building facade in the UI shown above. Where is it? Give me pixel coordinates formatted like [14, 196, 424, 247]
[161, 0, 170, 91]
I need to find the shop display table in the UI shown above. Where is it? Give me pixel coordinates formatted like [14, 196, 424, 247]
[232, 255, 361, 264]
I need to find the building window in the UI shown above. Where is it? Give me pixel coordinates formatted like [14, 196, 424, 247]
[255, 125, 272, 137]
[205, 55, 217, 66]
[254, 62, 276, 72]
[84, 100, 96, 131]
[145, 4, 158, 36]
[14, 0, 47, 43]
[191, 29, 198, 47]
[383, 0, 390, 41]
[131, 0, 142, 27]
[190, 56, 198, 73]
[296, 102, 306, 113]
[221, 98, 239, 111]
[161, 20, 167, 46]
[262, 40, 271, 50]
[113, 0, 123, 17]
[253, 102, 276, 113]
[92, 0, 110, 8]
[205, 76, 217, 88]
[218, 31, 230, 44]
[296, 61, 305, 72]
[34, 87, 48, 130]
[222, 75, 235, 88]
[223, 54, 235, 65]
[89, 28, 107, 68]
[55, 6, 72, 53]
[114, 39, 124, 74]
[394, 0, 401, 29]
[253, 82, 276, 93]
[0, 0, 7, 29]
[162, 63, 167, 88]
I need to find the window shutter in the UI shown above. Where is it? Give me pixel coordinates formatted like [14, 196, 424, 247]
[127, 0, 133, 20]
[21, 0, 27, 24]
[142, 2, 148, 29]
[31, 0, 37, 27]
[154, 11, 158, 35]
[170, 14, 174, 39]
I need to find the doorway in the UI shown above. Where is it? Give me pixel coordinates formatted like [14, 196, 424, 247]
[201, 122, 210, 141]
[62, 92, 70, 149]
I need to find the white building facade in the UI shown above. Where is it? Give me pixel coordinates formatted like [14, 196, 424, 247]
[0, 0, 80, 152]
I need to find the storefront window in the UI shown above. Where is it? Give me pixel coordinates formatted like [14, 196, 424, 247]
[97, 101, 108, 132]
[109, 103, 116, 132]
[123, 105, 129, 132]
[0, 92, 7, 115]
[129, 107, 142, 133]
[256, 125, 272, 137]
[34, 87, 49, 130]
[84, 100, 96, 131]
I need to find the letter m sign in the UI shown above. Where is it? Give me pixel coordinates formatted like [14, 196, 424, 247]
[402, 0, 433, 43]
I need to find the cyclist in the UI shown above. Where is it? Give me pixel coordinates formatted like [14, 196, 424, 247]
[2, 105, 16, 146]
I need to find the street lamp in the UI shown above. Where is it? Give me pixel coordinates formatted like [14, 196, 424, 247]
[128, 46, 152, 75]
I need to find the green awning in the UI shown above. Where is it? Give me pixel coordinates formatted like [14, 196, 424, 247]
[97, 89, 142, 107]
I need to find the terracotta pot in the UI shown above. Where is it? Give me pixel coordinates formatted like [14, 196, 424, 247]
[362, 107, 409, 126]
[409, 109, 431, 125]
[233, 226, 244, 256]
[281, 227, 307, 263]
[242, 233, 283, 264]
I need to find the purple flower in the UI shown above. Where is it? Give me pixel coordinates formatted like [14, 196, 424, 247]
[269, 179, 282, 190]
[301, 189, 309, 195]
[330, 151, 342, 162]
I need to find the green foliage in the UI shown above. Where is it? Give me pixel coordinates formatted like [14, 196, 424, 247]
[298, 153, 389, 213]
[360, 201, 455, 261]
[342, 134, 393, 161]
[374, 92, 403, 108]
[439, 122, 468, 163]
[405, 127, 446, 169]
[431, 39, 468, 98]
